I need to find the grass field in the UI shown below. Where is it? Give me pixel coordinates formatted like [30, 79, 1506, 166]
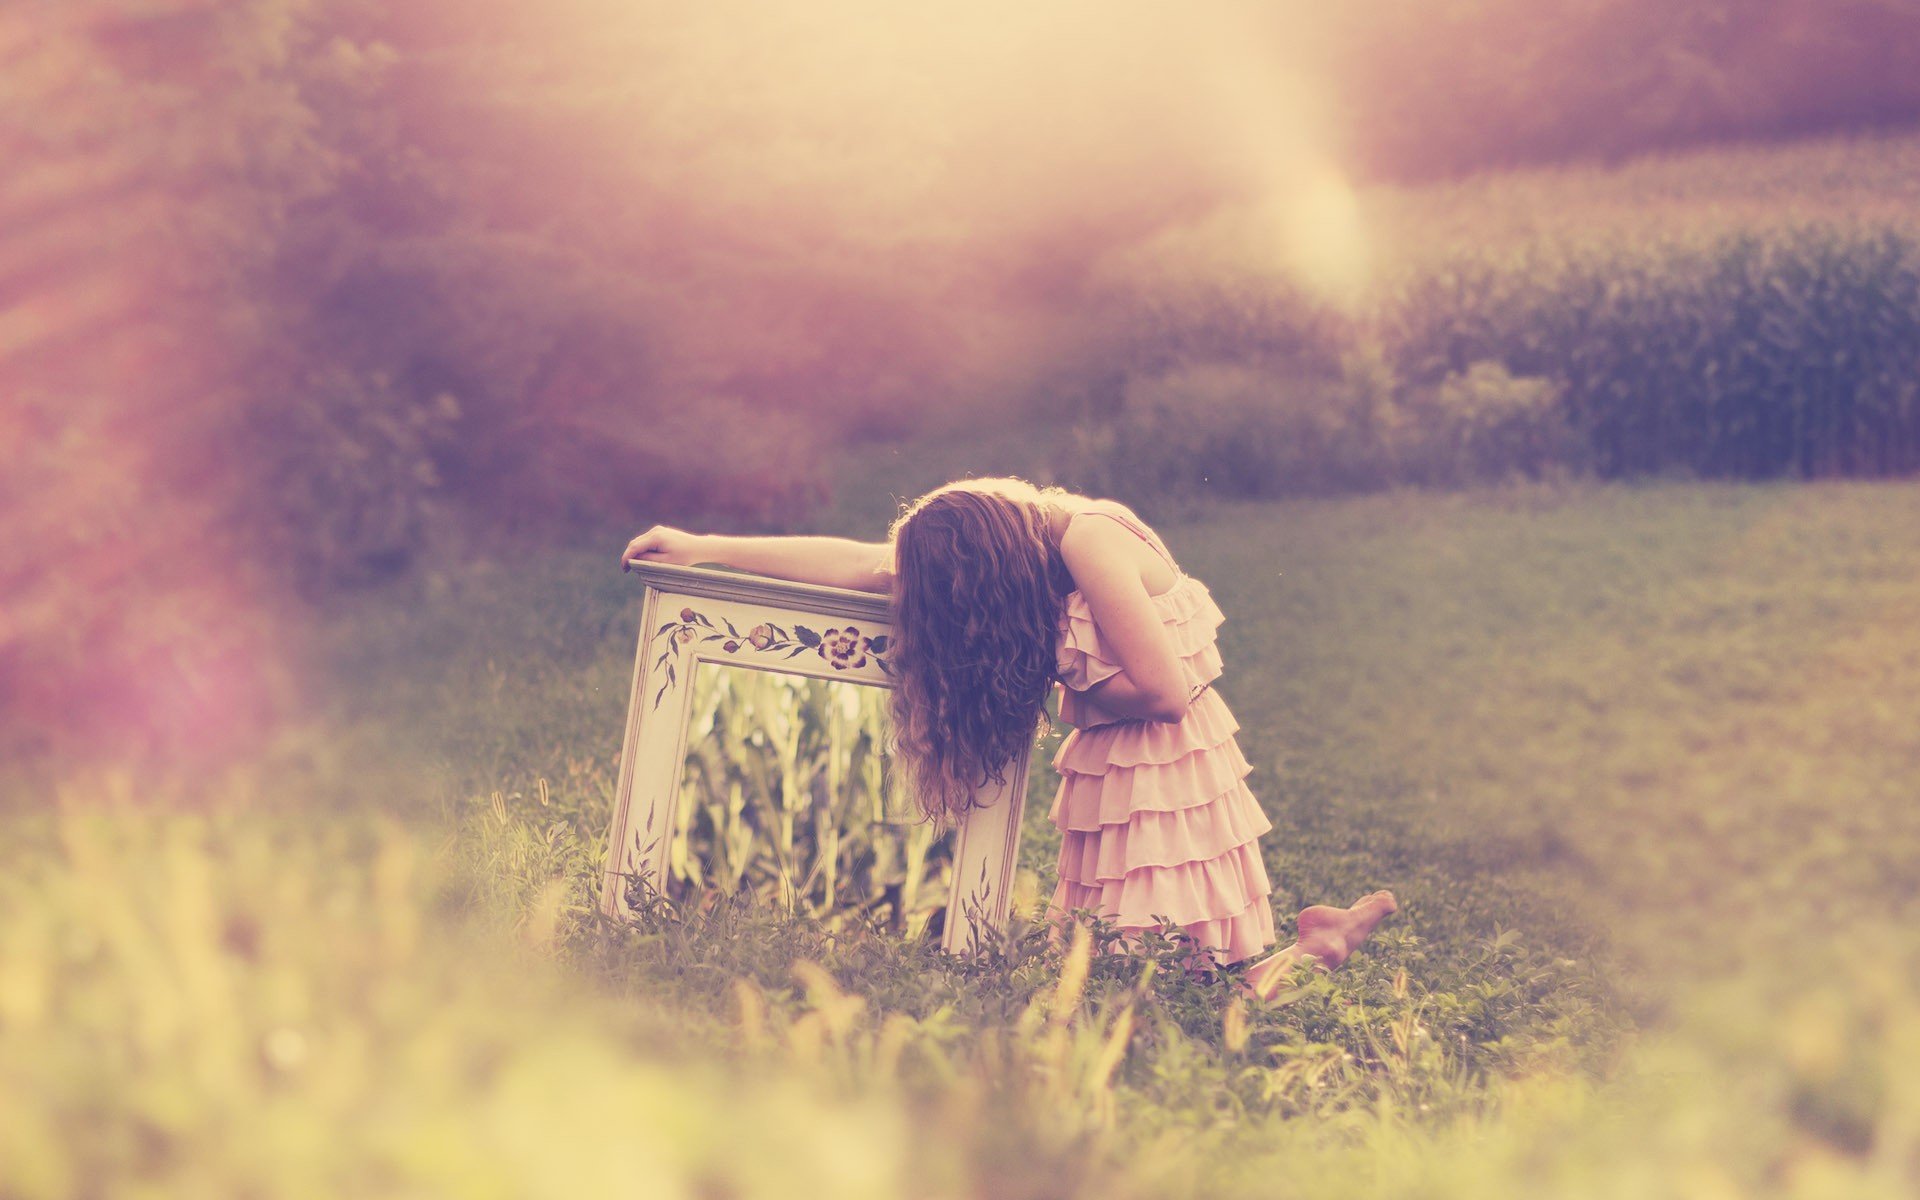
[8, 460, 1919, 1196]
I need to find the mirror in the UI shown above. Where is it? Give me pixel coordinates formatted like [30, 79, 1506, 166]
[602, 562, 1030, 954]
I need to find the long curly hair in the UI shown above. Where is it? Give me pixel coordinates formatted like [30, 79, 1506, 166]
[886, 476, 1077, 827]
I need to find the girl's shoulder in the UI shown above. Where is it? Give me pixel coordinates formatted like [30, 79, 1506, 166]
[1065, 497, 1178, 570]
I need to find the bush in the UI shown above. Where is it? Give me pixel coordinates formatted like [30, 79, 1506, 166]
[244, 367, 463, 590]
[1065, 364, 1391, 502]
[1064, 354, 1580, 503]
[1404, 362, 1583, 486]
[1082, 276, 1354, 383]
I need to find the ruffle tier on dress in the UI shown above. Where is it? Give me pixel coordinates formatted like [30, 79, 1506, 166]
[1047, 574, 1277, 965]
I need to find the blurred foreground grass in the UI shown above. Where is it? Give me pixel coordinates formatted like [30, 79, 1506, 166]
[6, 478, 1920, 1197]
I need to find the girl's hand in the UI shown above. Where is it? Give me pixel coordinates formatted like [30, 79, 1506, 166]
[1070, 686, 1130, 729]
[620, 524, 709, 570]
[1081, 665, 1203, 724]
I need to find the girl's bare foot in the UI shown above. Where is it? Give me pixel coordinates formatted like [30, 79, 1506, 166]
[1235, 890, 1398, 1000]
[1295, 890, 1398, 970]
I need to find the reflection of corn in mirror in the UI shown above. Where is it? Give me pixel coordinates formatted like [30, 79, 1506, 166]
[604, 565, 1027, 952]
[673, 662, 949, 937]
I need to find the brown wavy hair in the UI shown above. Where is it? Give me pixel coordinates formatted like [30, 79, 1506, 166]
[885, 477, 1077, 827]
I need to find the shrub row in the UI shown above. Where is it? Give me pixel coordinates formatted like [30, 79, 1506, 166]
[1070, 223, 1920, 498]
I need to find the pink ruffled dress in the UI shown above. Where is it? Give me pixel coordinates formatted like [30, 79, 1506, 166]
[1046, 499, 1278, 966]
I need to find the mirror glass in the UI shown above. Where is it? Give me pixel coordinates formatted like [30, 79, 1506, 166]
[668, 661, 951, 937]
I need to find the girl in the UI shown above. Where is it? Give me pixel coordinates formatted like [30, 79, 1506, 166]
[620, 476, 1396, 999]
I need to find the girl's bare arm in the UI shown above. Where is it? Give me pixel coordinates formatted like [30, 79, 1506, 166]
[1059, 518, 1192, 723]
[621, 524, 894, 595]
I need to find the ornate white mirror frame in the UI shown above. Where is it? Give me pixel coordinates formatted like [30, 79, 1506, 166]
[600, 561, 1030, 953]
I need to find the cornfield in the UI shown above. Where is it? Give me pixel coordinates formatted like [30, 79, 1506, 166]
[671, 665, 950, 937]
[1071, 223, 1920, 502]
[1379, 224, 1920, 480]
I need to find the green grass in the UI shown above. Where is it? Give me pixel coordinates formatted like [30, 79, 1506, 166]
[1199, 481, 1920, 1005]
[11, 471, 1920, 1195]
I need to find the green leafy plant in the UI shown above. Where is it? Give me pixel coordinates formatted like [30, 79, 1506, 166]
[672, 666, 947, 937]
